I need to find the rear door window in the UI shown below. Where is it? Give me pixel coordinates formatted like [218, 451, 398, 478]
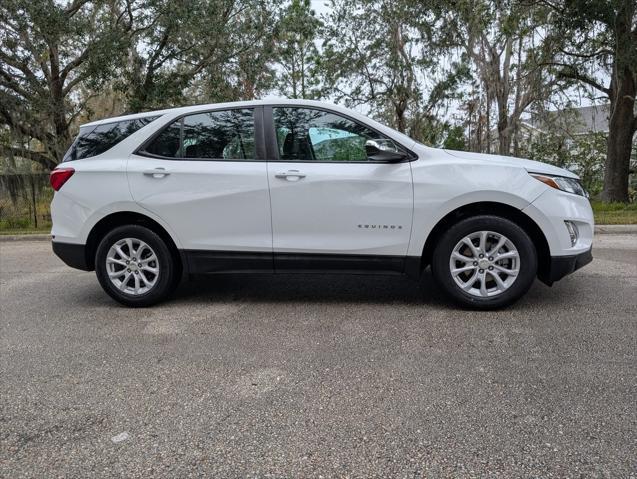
[142, 120, 182, 158]
[182, 109, 255, 160]
[63, 116, 158, 162]
[140, 109, 255, 160]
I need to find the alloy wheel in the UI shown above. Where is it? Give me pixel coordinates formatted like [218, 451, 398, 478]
[449, 230, 520, 298]
[105, 238, 159, 295]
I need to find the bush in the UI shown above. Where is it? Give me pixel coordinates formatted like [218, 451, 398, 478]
[0, 217, 33, 229]
[527, 132, 606, 197]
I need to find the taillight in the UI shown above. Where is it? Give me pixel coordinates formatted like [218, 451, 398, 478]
[50, 167, 75, 191]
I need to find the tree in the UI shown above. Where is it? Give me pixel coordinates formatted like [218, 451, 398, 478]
[0, 0, 279, 170]
[208, 4, 278, 101]
[320, 0, 423, 133]
[0, 0, 131, 169]
[542, 0, 636, 202]
[528, 131, 607, 195]
[274, 0, 321, 99]
[443, 0, 561, 156]
[119, 0, 278, 111]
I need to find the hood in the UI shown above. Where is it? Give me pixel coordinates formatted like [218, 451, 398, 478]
[443, 149, 578, 179]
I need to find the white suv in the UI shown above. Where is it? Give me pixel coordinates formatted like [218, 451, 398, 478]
[50, 100, 593, 308]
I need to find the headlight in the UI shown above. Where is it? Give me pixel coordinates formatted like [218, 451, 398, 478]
[529, 173, 588, 197]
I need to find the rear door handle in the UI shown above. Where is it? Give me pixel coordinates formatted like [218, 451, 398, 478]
[275, 170, 306, 180]
[143, 168, 170, 178]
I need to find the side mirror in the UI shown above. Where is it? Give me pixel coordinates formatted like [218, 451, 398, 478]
[365, 139, 408, 162]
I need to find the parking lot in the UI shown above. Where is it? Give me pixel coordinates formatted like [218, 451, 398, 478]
[1, 234, 635, 477]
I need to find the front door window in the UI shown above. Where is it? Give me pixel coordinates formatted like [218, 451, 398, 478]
[272, 107, 402, 162]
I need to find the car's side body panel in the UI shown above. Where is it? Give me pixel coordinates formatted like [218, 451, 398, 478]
[126, 155, 272, 252]
[52, 195, 184, 249]
[406, 145, 549, 257]
[267, 161, 413, 256]
[50, 157, 131, 244]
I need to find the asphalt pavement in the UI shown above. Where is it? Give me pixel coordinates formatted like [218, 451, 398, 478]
[1, 235, 636, 477]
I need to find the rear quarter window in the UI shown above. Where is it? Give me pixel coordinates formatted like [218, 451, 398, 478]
[63, 116, 158, 162]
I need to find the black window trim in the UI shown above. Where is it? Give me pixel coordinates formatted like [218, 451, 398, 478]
[134, 106, 265, 162]
[85, 114, 160, 129]
[264, 104, 418, 164]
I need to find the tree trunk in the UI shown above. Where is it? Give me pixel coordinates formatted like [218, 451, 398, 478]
[602, 70, 635, 202]
[394, 100, 407, 133]
[48, 45, 71, 164]
[602, 0, 637, 202]
[601, 6, 636, 203]
[513, 36, 523, 157]
[30, 175, 38, 229]
[494, 37, 513, 156]
[291, 57, 298, 99]
[300, 51, 306, 99]
[603, 125, 634, 203]
[485, 84, 492, 154]
[497, 114, 511, 155]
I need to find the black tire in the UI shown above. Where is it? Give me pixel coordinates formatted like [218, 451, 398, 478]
[431, 215, 537, 309]
[95, 225, 177, 307]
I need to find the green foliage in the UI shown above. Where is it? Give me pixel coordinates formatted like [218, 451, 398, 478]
[0, 217, 34, 230]
[542, 0, 636, 202]
[443, 125, 467, 151]
[119, 0, 279, 111]
[409, 116, 460, 149]
[0, 0, 279, 170]
[528, 132, 607, 196]
[274, 0, 322, 99]
[319, 0, 424, 133]
[1, 0, 132, 167]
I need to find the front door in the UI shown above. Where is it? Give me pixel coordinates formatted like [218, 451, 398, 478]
[265, 106, 413, 273]
[127, 107, 272, 271]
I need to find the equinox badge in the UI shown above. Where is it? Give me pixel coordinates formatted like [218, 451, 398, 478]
[358, 224, 403, 229]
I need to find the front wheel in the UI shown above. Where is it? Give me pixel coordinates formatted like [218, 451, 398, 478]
[431, 215, 537, 309]
[95, 225, 176, 307]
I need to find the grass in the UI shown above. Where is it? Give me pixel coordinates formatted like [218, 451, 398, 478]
[0, 227, 50, 235]
[591, 201, 637, 225]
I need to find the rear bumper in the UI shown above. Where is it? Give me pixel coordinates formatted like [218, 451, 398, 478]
[540, 247, 592, 285]
[52, 241, 92, 271]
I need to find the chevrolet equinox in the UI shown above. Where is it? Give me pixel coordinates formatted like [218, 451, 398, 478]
[50, 100, 593, 308]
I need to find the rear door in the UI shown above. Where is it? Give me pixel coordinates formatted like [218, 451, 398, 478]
[265, 106, 414, 272]
[127, 107, 273, 272]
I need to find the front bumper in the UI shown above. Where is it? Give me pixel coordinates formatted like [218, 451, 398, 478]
[52, 241, 92, 271]
[523, 188, 594, 255]
[539, 247, 592, 285]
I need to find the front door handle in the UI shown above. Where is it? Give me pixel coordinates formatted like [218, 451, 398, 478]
[143, 168, 170, 178]
[275, 170, 306, 181]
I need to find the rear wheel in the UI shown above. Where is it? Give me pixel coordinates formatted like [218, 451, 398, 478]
[95, 225, 176, 307]
[431, 215, 537, 309]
